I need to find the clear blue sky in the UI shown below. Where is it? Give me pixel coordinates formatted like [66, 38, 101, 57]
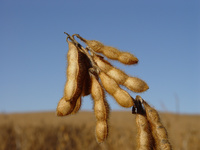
[0, 0, 199, 114]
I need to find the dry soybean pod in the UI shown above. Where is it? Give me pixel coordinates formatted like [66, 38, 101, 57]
[57, 96, 81, 116]
[93, 54, 149, 93]
[140, 96, 172, 150]
[99, 71, 134, 108]
[134, 96, 154, 150]
[74, 34, 138, 65]
[64, 39, 86, 102]
[90, 72, 109, 143]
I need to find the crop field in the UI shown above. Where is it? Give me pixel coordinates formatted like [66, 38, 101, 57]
[0, 111, 199, 150]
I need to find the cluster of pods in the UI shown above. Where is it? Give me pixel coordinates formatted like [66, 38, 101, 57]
[56, 33, 172, 149]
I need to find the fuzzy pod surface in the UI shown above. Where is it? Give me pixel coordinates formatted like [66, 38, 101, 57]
[56, 97, 81, 116]
[99, 71, 134, 108]
[91, 73, 109, 143]
[143, 100, 172, 150]
[93, 55, 149, 93]
[77, 35, 138, 65]
[64, 41, 87, 102]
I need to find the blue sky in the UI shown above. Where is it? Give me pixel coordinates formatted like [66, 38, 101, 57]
[0, 0, 199, 114]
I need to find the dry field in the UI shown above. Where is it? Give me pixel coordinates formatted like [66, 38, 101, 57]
[0, 111, 199, 150]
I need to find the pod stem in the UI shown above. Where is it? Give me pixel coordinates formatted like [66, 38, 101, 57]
[72, 34, 87, 43]
[64, 32, 79, 46]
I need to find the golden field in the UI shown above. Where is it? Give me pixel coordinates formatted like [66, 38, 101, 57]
[0, 111, 199, 150]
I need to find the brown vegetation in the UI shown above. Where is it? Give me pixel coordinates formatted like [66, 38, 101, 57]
[0, 111, 200, 150]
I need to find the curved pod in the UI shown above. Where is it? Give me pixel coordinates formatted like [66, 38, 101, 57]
[56, 96, 81, 116]
[64, 41, 86, 101]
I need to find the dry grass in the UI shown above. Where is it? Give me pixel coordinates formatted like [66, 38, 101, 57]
[0, 111, 199, 150]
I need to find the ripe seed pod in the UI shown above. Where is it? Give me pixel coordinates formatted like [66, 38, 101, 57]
[93, 55, 149, 93]
[141, 98, 172, 150]
[90, 73, 109, 143]
[134, 97, 153, 150]
[64, 41, 86, 101]
[76, 35, 138, 65]
[99, 71, 134, 108]
[95, 121, 108, 143]
[136, 114, 154, 150]
[56, 96, 81, 116]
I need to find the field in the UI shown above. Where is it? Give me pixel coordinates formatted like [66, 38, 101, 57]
[0, 111, 200, 150]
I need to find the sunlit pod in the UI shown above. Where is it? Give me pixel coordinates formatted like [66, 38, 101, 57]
[56, 97, 81, 116]
[99, 71, 134, 108]
[93, 55, 149, 93]
[64, 41, 87, 101]
[76, 34, 138, 65]
[135, 97, 153, 150]
[91, 73, 109, 143]
[141, 97, 172, 150]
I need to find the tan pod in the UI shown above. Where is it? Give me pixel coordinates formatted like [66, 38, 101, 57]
[142, 100, 172, 150]
[76, 35, 138, 65]
[93, 55, 149, 93]
[99, 71, 134, 108]
[95, 121, 108, 144]
[64, 41, 86, 101]
[136, 114, 154, 150]
[91, 73, 109, 143]
[56, 96, 81, 116]
[134, 97, 153, 150]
